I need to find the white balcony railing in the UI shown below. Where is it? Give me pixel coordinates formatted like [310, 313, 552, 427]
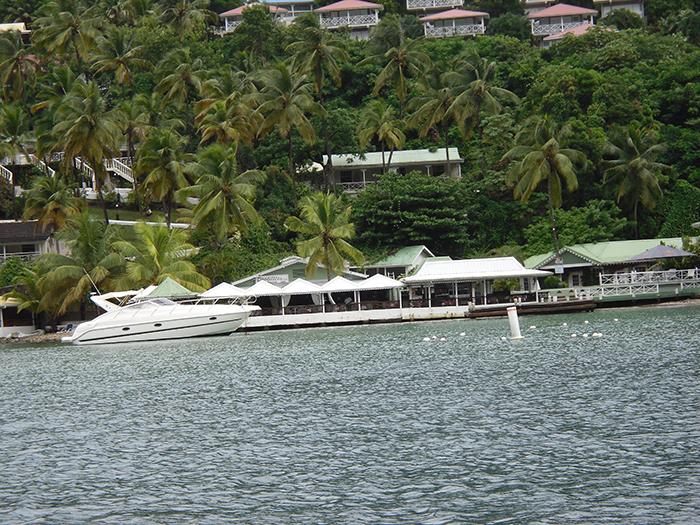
[424, 24, 485, 38]
[104, 158, 134, 184]
[338, 181, 372, 193]
[0, 251, 40, 262]
[320, 13, 378, 29]
[531, 21, 586, 35]
[599, 269, 700, 286]
[0, 165, 13, 184]
[407, 0, 462, 10]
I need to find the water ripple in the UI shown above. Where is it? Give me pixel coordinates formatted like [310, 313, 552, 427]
[1, 306, 699, 523]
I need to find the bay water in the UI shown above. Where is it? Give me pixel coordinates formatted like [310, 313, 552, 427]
[1, 304, 699, 523]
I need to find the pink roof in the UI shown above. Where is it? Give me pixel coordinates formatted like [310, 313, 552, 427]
[543, 22, 593, 40]
[220, 3, 288, 17]
[526, 3, 597, 18]
[420, 9, 489, 21]
[315, 0, 383, 12]
[544, 22, 615, 40]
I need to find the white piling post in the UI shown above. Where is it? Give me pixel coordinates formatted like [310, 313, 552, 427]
[507, 306, 524, 340]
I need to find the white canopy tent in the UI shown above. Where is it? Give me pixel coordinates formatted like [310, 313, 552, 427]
[354, 274, 405, 308]
[199, 282, 247, 300]
[403, 257, 550, 306]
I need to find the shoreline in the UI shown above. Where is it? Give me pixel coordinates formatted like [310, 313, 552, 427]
[4, 297, 700, 346]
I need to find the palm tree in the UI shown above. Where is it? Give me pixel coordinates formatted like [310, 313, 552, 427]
[112, 222, 210, 292]
[360, 15, 429, 119]
[285, 191, 364, 280]
[155, 47, 207, 134]
[0, 28, 38, 126]
[52, 78, 122, 223]
[503, 116, 586, 262]
[447, 51, 520, 178]
[407, 59, 459, 178]
[158, 0, 216, 39]
[93, 25, 153, 100]
[117, 98, 150, 216]
[136, 127, 194, 226]
[22, 175, 84, 249]
[37, 212, 123, 318]
[0, 103, 29, 160]
[33, 0, 102, 76]
[179, 143, 266, 242]
[603, 124, 668, 238]
[357, 98, 405, 173]
[287, 14, 349, 191]
[253, 61, 320, 207]
[3, 264, 63, 332]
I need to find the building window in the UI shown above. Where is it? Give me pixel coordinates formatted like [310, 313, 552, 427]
[522, 278, 530, 292]
[340, 170, 352, 183]
[570, 273, 582, 287]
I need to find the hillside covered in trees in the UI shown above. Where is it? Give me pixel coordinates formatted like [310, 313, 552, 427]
[1, 0, 700, 322]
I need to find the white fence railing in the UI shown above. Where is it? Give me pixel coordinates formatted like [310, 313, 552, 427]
[531, 21, 586, 35]
[424, 24, 485, 38]
[0, 165, 13, 185]
[104, 158, 134, 183]
[339, 181, 371, 192]
[407, 0, 462, 9]
[320, 14, 378, 29]
[0, 251, 40, 262]
[599, 269, 699, 285]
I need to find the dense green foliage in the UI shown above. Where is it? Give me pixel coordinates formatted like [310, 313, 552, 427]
[1, 0, 700, 318]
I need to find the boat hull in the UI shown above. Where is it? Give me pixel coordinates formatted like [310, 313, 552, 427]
[64, 303, 259, 345]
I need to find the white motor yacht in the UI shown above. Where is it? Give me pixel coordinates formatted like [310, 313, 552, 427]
[63, 294, 260, 345]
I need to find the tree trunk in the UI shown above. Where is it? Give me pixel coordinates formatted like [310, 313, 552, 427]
[444, 120, 451, 178]
[381, 142, 386, 173]
[127, 133, 144, 219]
[317, 76, 336, 195]
[288, 133, 297, 208]
[548, 175, 561, 259]
[477, 112, 486, 179]
[94, 168, 110, 224]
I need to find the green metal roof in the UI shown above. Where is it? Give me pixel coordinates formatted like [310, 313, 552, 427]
[363, 245, 434, 269]
[525, 238, 685, 269]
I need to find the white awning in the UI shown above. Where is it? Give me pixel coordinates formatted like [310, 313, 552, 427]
[243, 280, 286, 296]
[403, 257, 551, 284]
[281, 278, 323, 295]
[320, 276, 361, 293]
[199, 282, 247, 298]
[355, 274, 404, 291]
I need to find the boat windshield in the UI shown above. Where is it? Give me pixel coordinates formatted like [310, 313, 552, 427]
[125, 298, 177, 309]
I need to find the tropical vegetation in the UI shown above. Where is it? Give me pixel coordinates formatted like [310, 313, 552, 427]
[0, 0, 699, 324]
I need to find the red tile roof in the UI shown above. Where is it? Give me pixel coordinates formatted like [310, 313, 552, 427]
[420, 8, 489, 21]
[526, 3, 597, 18]
[315, 0, 383, 12]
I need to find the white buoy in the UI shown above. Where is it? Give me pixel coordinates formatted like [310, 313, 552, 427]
[571, 333, 577, 337]
[614, 318, 619, 322]
[432, 335, 437, 340]
[582, 333, 589, 338]
[592, 332, 602, 338]
[562, 322, 568, 327]
[507, 306, 524, 340]
[423, 337, 431, 342]
[584, 320, 589, 325]
[501, 336, 507, 341]
[459, 332, 466, 337]
[440, 337, 446, 342]
[529, 325, 536, 330]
